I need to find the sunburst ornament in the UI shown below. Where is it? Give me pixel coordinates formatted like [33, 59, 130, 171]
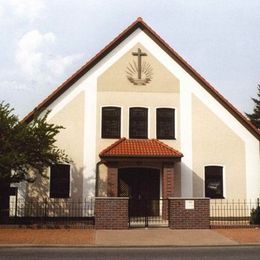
[126, 48, 153, 85]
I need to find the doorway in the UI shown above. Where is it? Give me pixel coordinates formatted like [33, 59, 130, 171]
[118, 167, 160, 217]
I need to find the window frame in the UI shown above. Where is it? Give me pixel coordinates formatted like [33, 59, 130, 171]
[129, 107, 149, 139]
[156, 107, 176, 140]
[49, 164, 71, 199]
[101, 106, 122, 139]
[204, 165, 225, 199]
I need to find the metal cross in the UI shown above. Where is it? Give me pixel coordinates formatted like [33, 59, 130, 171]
[132, 48, 147, 79]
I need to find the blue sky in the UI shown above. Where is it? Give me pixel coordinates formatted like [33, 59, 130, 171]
[0, 0, 259, 118]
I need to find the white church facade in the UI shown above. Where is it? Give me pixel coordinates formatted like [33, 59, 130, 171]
[20, 18, 259, 205]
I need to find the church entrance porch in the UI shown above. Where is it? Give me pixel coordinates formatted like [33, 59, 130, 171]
[98, 138, 183, 227]
[118, 167, 160, 217]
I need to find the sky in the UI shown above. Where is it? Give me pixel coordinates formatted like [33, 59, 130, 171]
[0, 0, 259, 119]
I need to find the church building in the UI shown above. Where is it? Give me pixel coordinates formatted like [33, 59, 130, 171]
[22, 18, 260, 207]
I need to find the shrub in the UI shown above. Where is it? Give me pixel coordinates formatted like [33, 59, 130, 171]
[250, 206, 260, 225]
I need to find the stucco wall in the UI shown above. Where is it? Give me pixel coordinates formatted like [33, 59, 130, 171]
[96, 43, 181, 195]
[192, 94, 246, 199]
[97, 43, 180, 151]
[27, 92, 85, 200]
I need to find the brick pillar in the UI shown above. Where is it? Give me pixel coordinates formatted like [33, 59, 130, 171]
[95, 197, 129, 229]
[168, 198, 210, 229]
[107, 167, 118, 197]
[162, 165, 174, 219]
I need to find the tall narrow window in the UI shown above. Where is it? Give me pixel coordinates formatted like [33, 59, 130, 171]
[102, 107, 121, 138]
[156, 108, 175, 139]
[129, 107, 148, 139]
[50, 164, 70, 198]
[205, 166, 224, 199]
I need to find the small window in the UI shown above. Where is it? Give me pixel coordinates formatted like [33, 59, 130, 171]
[156, 108, 175, 139]
[205, 166, 224, 199]
[102, 107, 121, 138]
[129, 107, 148, 139]
[50, 164, 70, 198]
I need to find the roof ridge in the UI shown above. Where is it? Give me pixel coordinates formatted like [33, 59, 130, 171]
[99, 137, 126, 156]
[21, 18, 259, 140]
[21, 19, 142, 124]
[152, 139, 183, 156]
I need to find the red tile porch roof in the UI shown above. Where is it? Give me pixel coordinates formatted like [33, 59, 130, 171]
[99, 138, 183, 158]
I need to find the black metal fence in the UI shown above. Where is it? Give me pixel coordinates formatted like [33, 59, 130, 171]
[4, 197, 260, 228]
[129, 199, 169, 228]
[210, 198, 260, 227]
[7, 197, 95, 227]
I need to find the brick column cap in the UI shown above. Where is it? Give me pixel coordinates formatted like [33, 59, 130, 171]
[168, 197, 210, 200]
[95, 197, 129, 200]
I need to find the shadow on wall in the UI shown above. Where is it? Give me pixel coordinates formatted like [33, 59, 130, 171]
[176, 162, 204, 198]
[9, 164, 96, 217]
[96, 176, 107, 197]
[24, 163, 98, 200]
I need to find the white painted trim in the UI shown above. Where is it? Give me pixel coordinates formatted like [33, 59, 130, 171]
[83, 78, 97, 198]
[99, 105, 123, 138]
[180, 81, 193, 197]
[203, 165, 226, 199]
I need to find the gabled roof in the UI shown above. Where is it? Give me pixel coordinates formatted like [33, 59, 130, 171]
[22, 17, 259, 140]
[99, 138, 183, 158]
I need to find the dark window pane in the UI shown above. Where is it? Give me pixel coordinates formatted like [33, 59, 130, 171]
[205, 166, 223, 199]
[156, 108, 175, 139]
[102, 107, 121, 138]
[129, 107, 148, 139]
[50, 164, 70, 198]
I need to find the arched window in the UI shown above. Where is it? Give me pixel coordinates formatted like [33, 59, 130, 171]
[156, 108, 175, 139]
[129, 107, 148, 139]
[101, 107, 121, 138]
[205, 166, 224, 199]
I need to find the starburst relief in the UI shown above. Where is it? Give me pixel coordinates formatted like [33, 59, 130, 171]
[126, 60, 153, 85]
[126, 48, 153, 86]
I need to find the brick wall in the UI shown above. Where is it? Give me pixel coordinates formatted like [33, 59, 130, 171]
[162, 165, 174, 198]
[107, 168, 118, 197]
[95, 197, 129, 229]
[162, 165, 174, 219]
[169, 198, 210, 229]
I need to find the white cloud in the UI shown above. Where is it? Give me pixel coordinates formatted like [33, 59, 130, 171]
[1, 80, 29, 91]
[0, 4, 4, 18]
[14, 29, 83, 87]
[9, 0, 45, 21]
[16, 30, 56, 77]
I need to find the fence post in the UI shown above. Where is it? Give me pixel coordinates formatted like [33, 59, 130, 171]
[44, 199, 47, 224]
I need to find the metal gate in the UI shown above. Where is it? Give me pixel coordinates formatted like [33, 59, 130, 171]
[129, 199, 169, 228]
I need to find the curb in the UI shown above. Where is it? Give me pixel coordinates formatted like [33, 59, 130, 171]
[0, 243, 260, 248]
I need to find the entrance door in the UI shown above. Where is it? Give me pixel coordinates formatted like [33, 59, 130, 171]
[118, 168, 160, 216]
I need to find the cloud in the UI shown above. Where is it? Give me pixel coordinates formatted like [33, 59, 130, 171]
[14, 29, 83, 88]
[0, 4, 4, 18]
[16, 30, 56, 77]
[9, 0, 45, 21]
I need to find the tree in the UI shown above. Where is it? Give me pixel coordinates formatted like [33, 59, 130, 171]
[0, 102, 69, 222]
[245, 85, 260, 129]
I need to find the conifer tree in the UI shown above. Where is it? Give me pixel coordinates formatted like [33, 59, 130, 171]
[245, 85, 260, 129]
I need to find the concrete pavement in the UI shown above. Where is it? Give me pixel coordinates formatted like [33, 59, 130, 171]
[0, 227, 260, 247]
[95, 228, 238, 247]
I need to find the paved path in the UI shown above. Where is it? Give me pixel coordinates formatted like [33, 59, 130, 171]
[95, 228, 238, 246]
[0, 227, 260, 247]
